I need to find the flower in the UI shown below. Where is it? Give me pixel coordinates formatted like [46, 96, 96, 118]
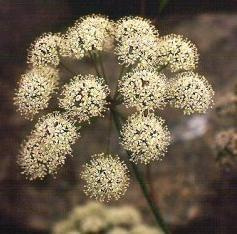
[131, 225, 162, 234]
[115, 16, 159, 66]
[118, 68, 167, 110]
[108, 228, 129, 234]
[168, 71, 214, 115]
[28, 32, 61, 67]
[70, 201, 106, 222]
[18, 112, 79, 180]
[59, 74, 109, 122]
[121, 112, 171, 164]
[60, 14, 114, 58]
[106, 206, 141, 227]
[81, 153, 130, 202]
[156, 34, 199, 72]
[14, 67, 59, 120]
[80, 215, 106, 233]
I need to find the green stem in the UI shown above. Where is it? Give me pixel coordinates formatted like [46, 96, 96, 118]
[157, 64, 168, 73]
[114, 65, 126, 99]
[110, 108, 170, 234]
[97, 52, 108, 83]
[89, 52, 101, 77]
[59, 62, 76, 76]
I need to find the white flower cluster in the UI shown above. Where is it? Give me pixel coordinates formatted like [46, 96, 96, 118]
[59, 14, 114, 59]
[115, 16, 159, 67]
[121, 113, 171, 164]
[156, 34, 199, 72]
[168, 71, 214, 115]
[18, 112, 78, 180]
[15, 14, 214, 203]
[81, 153, 130, 201]
[119, 68, 167, 110]
[53, 202, 162, 234]
[59, 74, 109, 122]
[28, 33, 61, 67]
[14, 66, 59, 119]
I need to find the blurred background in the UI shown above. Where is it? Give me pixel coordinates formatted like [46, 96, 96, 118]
[0, 0, 237, 233]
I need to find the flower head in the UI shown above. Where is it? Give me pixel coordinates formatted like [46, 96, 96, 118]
[59, 74, 109, 122]
[119, 68, 167, 110]
[28, 33, 61, 67]
[108, 228, 129, 234]
[18, 112, 79, 180]
[168, 71, 214, 115]
[14, 67, 59, 120]
[115, 16, 159, 66]
[131, 225, 162, 234]
[106, 206, 141, 227]
[121, 112, 171, 164]
[60, 15, 114, 58]
[58, 30, 85, 59]
[81, 153, 130, 202]
[156, 34, 199, 72]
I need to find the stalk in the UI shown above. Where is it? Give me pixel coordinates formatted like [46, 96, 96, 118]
[110, 108, 171, 234]
[89, 52, 101, 77]
[59, 62, 76, 76]
[97, 52, 108, 83]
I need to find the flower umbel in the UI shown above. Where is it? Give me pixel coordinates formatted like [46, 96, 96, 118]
[156, 34, 199, 72]
[59, 74, 109, 122]
[60, 14, 114, 58]
[81, 153, 130, 201]
[121, 112, 171, 164]
[28, 33, 61, 67]
[168, 71, 214, 115]
[18, 112, 78, 180]
[15, 16, 214, 225]
[14, 67, 59, 120]
[119, 68, 167, 110]
[115, 16, 159, 67]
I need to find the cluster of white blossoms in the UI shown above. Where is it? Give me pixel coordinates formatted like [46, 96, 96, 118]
[15, 14, 214, 202]
[18, 112, 78, 180]
[168, 71, 214, 115]
[115, 16, 159, 67]
[156, 34, 199, 72]
[59, 74, 109, 122]
[28, 33, 61, 67]
[53, 202, 162, 234]
[121, 113, 171, 164]
[119, 68, 167, 110]
[14, 66, 59, 119]
[81, 153, 130, 201]
[59, 14, 114, 59]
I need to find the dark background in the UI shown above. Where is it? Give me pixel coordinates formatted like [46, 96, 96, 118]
[1, 1, 237, 234]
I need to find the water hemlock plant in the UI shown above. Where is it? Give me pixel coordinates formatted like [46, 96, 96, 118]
[14, 15, 214, 234]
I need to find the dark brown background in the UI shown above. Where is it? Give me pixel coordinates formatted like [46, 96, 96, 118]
[1, 1, 237, 234]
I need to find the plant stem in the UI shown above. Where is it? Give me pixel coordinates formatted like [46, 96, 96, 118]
[59, 62, 76, 76]
[110, 108, 170, 234]
[89, 52, 101, 77]
[113, 65, 126, 98]
[97, 52, 108, 83]
[157, 64, 168, 73]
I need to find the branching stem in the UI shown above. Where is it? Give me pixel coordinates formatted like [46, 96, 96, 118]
[89, 52, 101, 77]
[110, 108, 171, 234]
[59, 62, 76, 76]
